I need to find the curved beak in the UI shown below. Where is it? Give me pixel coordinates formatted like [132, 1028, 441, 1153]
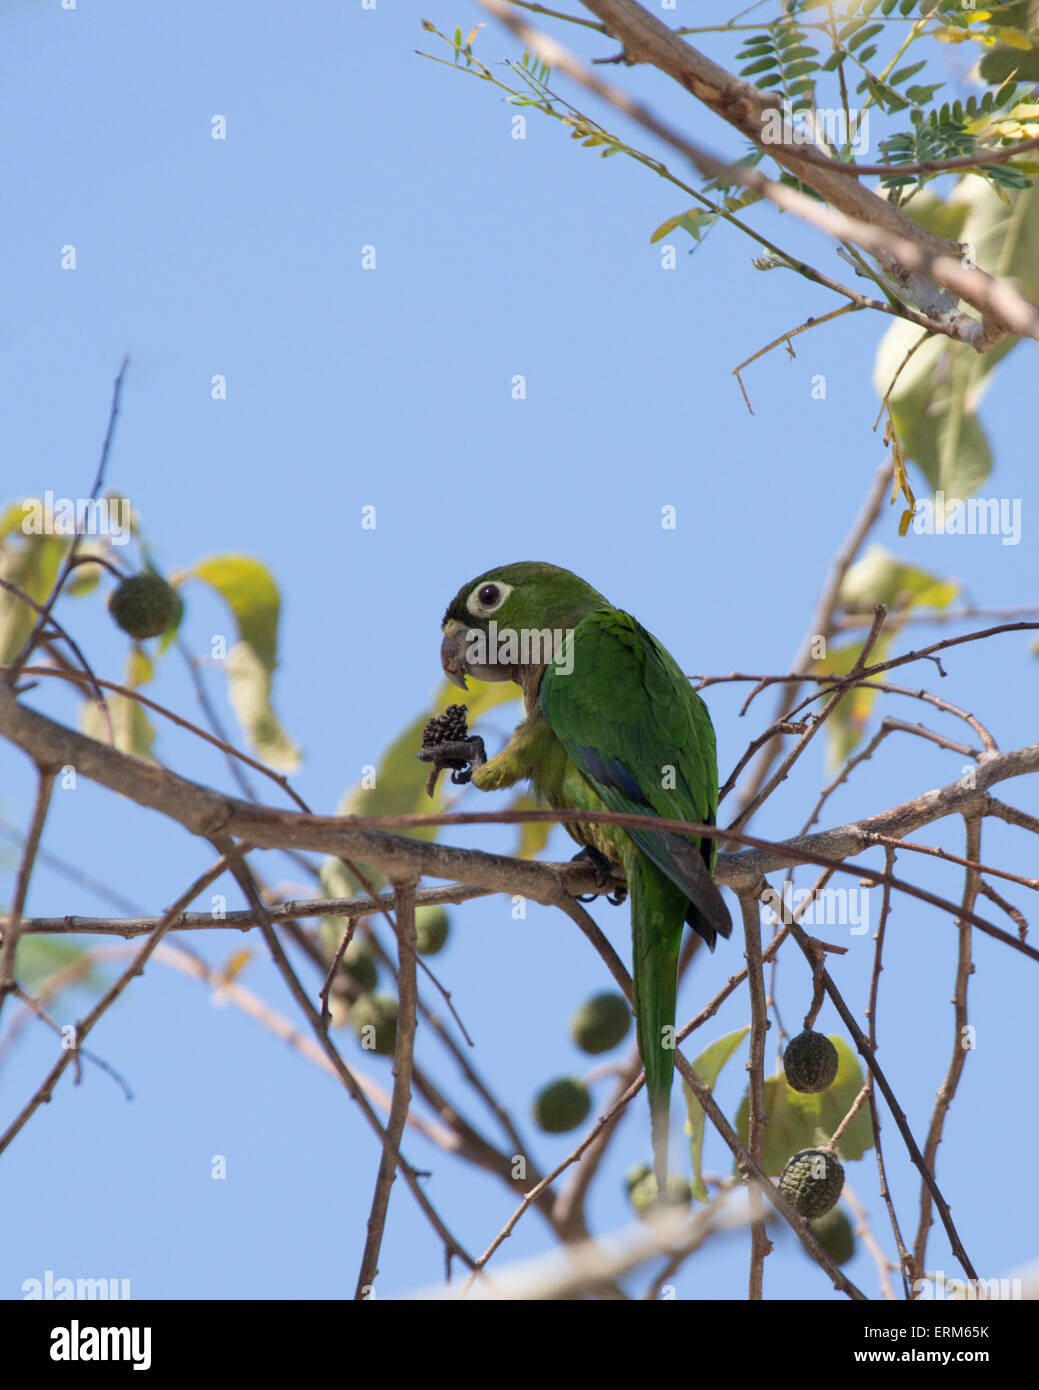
[440, 620, 470, 690]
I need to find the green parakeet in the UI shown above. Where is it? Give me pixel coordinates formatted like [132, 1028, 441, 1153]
[434, 561, 731, 1192]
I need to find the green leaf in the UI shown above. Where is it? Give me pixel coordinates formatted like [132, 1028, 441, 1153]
[848, 22, 884, 48]
[81, 688, 155, 758]
[64, 541, 106, 597]
[838, 545, 960, 614]
[80, 643, 157, 758]
[508, 791, 554, 859]
[683, 1028, 750, 1201]
[817, 632, 894, 766]
[12, 938, 102, 995]
[190, 554, 281, 668]
[906, 83, 944, 105]
[0, 510, 67, 666]
[222, 642, 300, 771]
[739, 35, 776, 54]
[741, 56, 780, 76]
[837, 18, 867, 41]
[890, 59, 927, 85]
[874, 178, 1039, 498]
[650, 209, 713, 244]
[735, 1036, 874, 1177]
[864, 75, 891, 108]
[189, 553, 299, 770]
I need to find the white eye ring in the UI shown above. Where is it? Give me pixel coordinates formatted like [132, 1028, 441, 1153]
[466, 580, 513, 617]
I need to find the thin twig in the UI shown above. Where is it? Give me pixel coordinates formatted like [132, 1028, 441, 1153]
[740, 892, 771, 1299]
[5, 357, 129, 687]
[0, 768, 56, 1026]
[355, 878, 420, 1297]
[912, 816, 980, 1274]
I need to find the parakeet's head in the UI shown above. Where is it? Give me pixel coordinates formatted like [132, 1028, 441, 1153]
[439, 562, 608, 689]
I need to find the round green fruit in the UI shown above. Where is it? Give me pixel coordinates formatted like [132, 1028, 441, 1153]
[626, 1163, 692, 1219]
[779, 1148, 845, 1218]
[414, 905, 450, 955]
[341, 940, 377, 994]
[784, 1030, 839, 1094]
[533, 1077, 591, 1133]
[350, 992, 398, 1056]
[808, 1205, 856, 1265]
[570, 992, 631, 1055]
[107, 572, 179, 640]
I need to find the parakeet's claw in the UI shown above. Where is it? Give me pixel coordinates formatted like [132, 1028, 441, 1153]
[418, 706, 487, 796]
[570, 845, 626, 904]
[447, 735, 487, 784]
[417, 734, 487, 796]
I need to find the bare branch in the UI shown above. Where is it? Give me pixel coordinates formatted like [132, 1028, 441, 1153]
[355, 878, 419, 1297]
[0, 768, 56, 1026]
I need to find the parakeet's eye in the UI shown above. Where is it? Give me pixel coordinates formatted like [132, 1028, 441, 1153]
[466, 580, 513, 617]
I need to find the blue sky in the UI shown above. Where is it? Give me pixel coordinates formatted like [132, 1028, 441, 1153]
[1, 1, 1036, 1300]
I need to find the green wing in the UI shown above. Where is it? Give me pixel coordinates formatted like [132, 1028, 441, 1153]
[540, 607, 731, 947]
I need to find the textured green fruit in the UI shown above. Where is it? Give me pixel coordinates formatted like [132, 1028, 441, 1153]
[626, 1163, 692, 1219]
[809, 1205, 856, 1265]
[784, 1030, 840, 1094]
[107, 572, 179, 640]
[415, 905, 450, 955]
[533, 1077, 591, 1133]
[342, 939, 377, 994]
[779, 1148, 845, 1218]
[570, 991, 631, 1054]
[350, 992, 398, 1055]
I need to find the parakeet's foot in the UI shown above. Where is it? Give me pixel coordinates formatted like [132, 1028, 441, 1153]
[417, 704, 487, 796]
[570, 845, 628, 906]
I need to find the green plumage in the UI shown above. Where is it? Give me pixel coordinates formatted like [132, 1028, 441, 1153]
[438, 562, 731, 1191]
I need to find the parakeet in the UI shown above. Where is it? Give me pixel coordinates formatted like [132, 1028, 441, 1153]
[434, 561, 731, 1193]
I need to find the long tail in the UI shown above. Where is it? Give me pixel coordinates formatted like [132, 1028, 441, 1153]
[628, 854, 689, 1198]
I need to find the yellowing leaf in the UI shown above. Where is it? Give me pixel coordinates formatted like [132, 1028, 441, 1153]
[839, 546, 959, 614]
[0, 524, 66, 665]
[190, 554, 281, 669]
[220, 948, 252, 983]
[81, 690, 155, 758]
[993, 25, 1035, 49]
[683, 1028, 750, 1202]
[225, 641, 301, 771]
[189, 553, 299, 770]
[735, 1036, 873, 1177]
[508, 792, 554, 859]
